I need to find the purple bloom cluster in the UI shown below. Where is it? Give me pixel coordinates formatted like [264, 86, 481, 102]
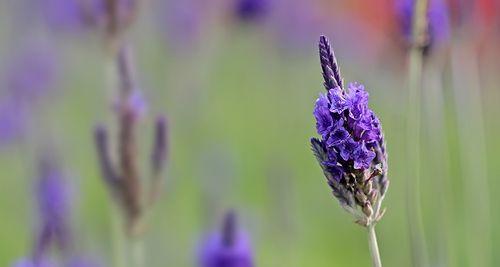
[311, 36, 388, 226]
[198, 212, 254, 267]
[314, 83, 382, 175]
[313, 37, 383, 181]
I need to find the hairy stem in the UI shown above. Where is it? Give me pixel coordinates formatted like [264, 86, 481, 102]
[367, 226, 382, 267]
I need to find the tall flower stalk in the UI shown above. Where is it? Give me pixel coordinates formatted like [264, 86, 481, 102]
[310, 36, 389, 267]
[93, 1, 168, 267]
[94, 47, 168, 266]
[405, 0, 430, 266]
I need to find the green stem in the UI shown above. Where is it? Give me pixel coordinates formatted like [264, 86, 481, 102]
[367, 226, 382, 267]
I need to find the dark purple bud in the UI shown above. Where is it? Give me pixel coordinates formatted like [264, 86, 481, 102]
[93, 125, 120, 190]
[198, 211, 254, 267]
[221, 211, 236, 247]
[319, 36, 343, 90]
[151, 116, 168, 175]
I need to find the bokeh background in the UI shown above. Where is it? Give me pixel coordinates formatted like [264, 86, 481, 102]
[0, 0, 499, 266]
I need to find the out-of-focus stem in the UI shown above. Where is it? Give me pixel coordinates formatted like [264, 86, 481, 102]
[406, 0, 430, 266]
[450, 38, 492, 267]
[111, 206, 127, 267]
[367, 226, 382, 267]
[422, 61, 452, 266]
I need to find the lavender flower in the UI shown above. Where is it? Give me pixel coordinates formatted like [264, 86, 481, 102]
[198, 211, 254, 267]
[311, 36, 388, 226]
[395, 0, 450, 52]
[94, 45, 168, 235]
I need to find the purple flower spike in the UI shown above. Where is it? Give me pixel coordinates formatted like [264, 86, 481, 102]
[199, 211, 254, 267]
[319, 36, 343, 90]
[311, 36, 389, 227]
[151, 116, 168, 175]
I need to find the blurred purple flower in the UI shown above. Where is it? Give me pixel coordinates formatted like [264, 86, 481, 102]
[395, 0, 450, 52]
[34, 157, 72, 258]
[235, 0, 270, 21]
[198, 211, 254, 267]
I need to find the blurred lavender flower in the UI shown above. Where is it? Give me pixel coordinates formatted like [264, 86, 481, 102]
[234, 0, 270, 22]
[10, 151, 103, 267]
[395, 0, 450, 52]
[311, 36, 388, 226]
[94, 45, 168, 235]
[198, 211, 254, 267]
[34, 157, 72, 259]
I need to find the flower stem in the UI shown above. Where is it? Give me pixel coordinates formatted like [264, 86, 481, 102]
[367, 226, 382, 267]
